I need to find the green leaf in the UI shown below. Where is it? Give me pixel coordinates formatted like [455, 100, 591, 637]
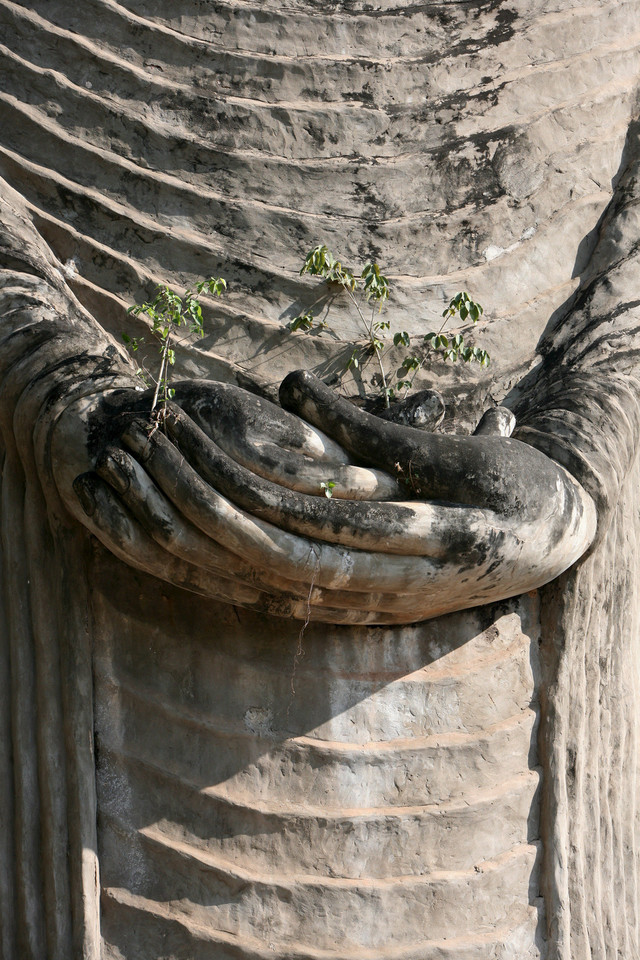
[320, 480, 336, 499]
[361, 262, 389, 302]
[346, 349, 360, 371]
[343, 269, 357, 291]
[472, 347, 490, 366]
[302, 244, 332, 278]
[402, 355, 421, 372]
[444, 291, 483, 323]
[290, 312, 314, 332]
[393, 331, 411, 347]
[196, 276, 226, 296]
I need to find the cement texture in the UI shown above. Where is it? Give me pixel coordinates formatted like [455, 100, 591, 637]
[1, 2, 640, 958]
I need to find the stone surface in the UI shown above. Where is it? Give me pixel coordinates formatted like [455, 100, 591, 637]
[1, 2, 640, 960]
[91, 555, 544, 959]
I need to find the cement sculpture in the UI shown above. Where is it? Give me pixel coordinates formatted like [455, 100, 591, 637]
[1, 1, 640, 958]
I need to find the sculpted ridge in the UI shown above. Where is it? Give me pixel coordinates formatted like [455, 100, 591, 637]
[1, 2, 640, 959]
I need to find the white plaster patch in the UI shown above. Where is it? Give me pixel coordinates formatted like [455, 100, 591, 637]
[62, 258, 79, 278]
[484, 225, 538, 262]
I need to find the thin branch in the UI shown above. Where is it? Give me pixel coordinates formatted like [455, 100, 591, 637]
[343, 283, 390, 407]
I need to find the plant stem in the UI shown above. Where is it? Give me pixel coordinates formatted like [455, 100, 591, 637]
[372, 342, 390, 406]
[151, 332, 172, 415]
[343, 283, 390, 407]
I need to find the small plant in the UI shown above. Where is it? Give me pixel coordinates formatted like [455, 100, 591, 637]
[124, 276, 226, 416]
[291, 244, 392, 405]
[395, 292, 490, 396]
[291, 244, 489, 406]
[320, 480, 336, 499]
[289, 311, 315, 332]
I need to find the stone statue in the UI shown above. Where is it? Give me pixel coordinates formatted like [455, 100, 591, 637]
[1, 1, 640, 958]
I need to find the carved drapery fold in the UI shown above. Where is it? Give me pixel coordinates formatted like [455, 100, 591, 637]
[2, 1, 640, 956]
[1, 144, 640, 953]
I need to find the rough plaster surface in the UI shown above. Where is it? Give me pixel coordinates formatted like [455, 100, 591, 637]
[1, 0, 639, 416]
[91, 553, 544, 959]
[1, 2, 640, 959]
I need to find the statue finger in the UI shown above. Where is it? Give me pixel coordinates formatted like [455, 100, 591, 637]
[280, 369, 593, 524]
[70, 471, 262, 607]
[147, 409, 500, 560]
[173, 379, 399, 500]
[473, 407, 516, 437]
[72, 465, 451, 621]
[119, 415, 593, 615]
[93, 438, 420, 608]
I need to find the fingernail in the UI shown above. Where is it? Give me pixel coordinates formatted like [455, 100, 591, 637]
[122, 421, 151, 462]
[97, 450, 130, 494]
[73, 474, 96, 516]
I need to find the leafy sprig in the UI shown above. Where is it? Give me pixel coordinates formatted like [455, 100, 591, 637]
[124, 276, 226, 415]
[292, 244, 393, 404]
[290, 245, 489, 405]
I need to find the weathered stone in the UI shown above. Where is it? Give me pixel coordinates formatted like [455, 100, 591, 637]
[1, 2, 640, 959]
